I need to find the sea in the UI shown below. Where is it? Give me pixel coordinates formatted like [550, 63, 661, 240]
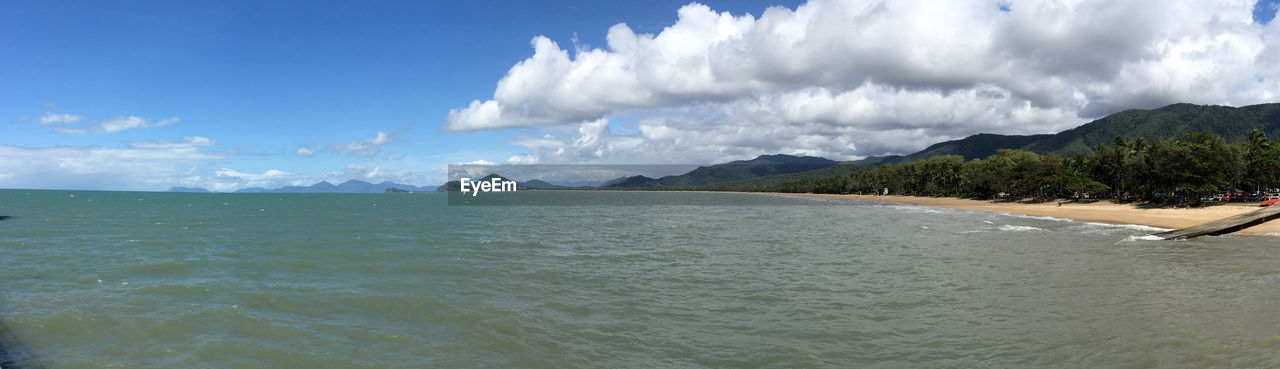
[1, 189, 1279, 368]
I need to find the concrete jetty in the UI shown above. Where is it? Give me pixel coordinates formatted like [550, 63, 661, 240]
[1154, 205, 1280, 239]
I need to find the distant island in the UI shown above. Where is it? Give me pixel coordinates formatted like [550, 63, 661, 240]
[168, 186, 211, 193]
[169, 180, 437, 194]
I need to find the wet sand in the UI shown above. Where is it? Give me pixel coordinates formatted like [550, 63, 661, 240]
[786, 194, 1280, 235]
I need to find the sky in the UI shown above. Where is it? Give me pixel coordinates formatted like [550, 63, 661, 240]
[3, 0, 1280, 191]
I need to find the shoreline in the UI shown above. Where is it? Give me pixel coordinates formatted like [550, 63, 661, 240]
[775, 193, 1280, 236]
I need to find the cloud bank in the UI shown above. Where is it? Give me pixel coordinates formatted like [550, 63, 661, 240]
[0, 136, 221, 190]
[447, 0, 1280, 163]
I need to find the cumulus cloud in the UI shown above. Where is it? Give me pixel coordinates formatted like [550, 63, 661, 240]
[448, 0, 1280, 163]
[206, 168, 299, 191]
[331, 131, 394, 156]
[52, 115, 180, 134]
[0, 136, 222, 190]
[296, 146, 315, 156]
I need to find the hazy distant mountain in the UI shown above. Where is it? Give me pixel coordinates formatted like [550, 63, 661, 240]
[703, 155, 905, 189]
[520, 179, 565, 189]
[645, 154, 839, 187]
[540, 179, 611, 188]
[601, 175, 663, 188]
[168, 186, 210, 193]
[597, 177, 630, 187]
[232, 179, 436, 193]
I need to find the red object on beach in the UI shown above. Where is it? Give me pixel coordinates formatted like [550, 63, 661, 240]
[1261, 199, 1279, 207]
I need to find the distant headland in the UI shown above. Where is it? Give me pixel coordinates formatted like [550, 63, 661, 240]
[168, 180, 437, 194]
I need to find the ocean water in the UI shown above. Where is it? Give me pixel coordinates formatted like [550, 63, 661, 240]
[1, 190, 1279, 368]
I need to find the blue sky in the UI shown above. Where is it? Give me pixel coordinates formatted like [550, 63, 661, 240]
[3, 0, 1280, 191]
[1, 0, 797, 190]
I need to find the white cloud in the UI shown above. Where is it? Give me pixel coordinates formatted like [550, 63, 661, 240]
[207, 168, 298, 192]
[336, 164, 437, 186]
[52, 127, 89, 135]
[99, 116, 179, 133]
[50, 115, 180, 134]
[331, 131, 394, 156]
[448, 0, 1280, 163]
[296, 146, 315, 156]
[0, 136, 223, 191]
[39, 113, 84, 125]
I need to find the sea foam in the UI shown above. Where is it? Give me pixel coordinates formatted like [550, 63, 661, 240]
[997, 225, 1043, 231]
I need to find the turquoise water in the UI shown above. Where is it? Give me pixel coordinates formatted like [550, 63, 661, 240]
[1, 190, 1279, 368]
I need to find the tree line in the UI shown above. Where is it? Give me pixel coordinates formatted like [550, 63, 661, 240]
[761, 129, 1280, 203]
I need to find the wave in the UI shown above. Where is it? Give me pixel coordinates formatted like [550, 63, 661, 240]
[997, 225, 1043, 231]
[1080, 222, 1170, 233]
[1118, 235, 1167, 243]
[873, 204, 961, 215]
[1005, 213, 1073, 222]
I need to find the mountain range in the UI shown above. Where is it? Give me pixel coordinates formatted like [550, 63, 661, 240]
[906, 103, 1280, 160]
[438, 103, 1280, 190]
[178, 103, 1280, 193]
[169, 180, 436, 193]
[600, 154, 839, 188]
[693, 103, 1280, 189]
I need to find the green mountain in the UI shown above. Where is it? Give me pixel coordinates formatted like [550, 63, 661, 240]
[690, 103, 1280, 189]
[910, 103, 1280, 160]
[904, 133, 1053, 161]
[601, 175, 663, 189]
[700, 155, 904, 189]
[521, 179, 566, 189]
[595, 154, 839, 189]
[655, 154, 838, 186]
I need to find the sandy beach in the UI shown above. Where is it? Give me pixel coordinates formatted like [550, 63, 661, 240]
[787, 194, 1280, 236]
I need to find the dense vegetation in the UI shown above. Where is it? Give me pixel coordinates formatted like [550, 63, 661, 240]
[760, 130, 1280, 203]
